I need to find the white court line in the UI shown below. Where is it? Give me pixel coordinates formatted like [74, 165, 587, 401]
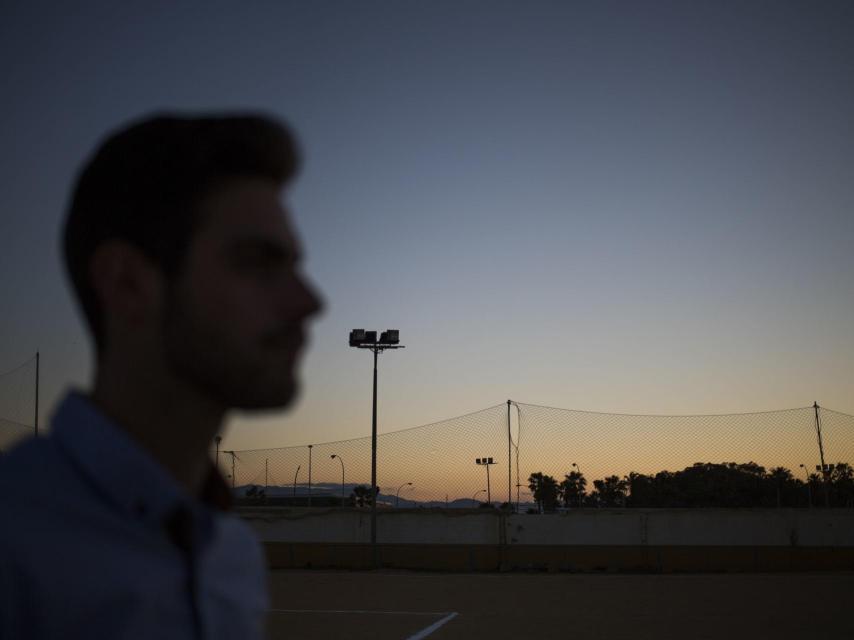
[405, 612, 459, 640]
[268, 609, 448, 616]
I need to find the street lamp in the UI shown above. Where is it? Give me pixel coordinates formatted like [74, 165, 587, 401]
[349, 329, 405, 548]
[292, 464, 301, 500]
[472, 489, 486, 505]
[396, 482, 413, 508]
[799, 463, 812, 508]
[223, 451, 239, 490]
[475, 457, 497, 505]
[571, 463, 584, 508]
[331, 454, 345, 506]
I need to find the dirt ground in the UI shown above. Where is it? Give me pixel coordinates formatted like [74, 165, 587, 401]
[267, 569, 853, 639]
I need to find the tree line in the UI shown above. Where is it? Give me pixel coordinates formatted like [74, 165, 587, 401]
[527, 462, 854, 512]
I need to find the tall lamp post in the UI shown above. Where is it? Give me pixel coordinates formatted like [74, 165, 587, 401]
[331, 454, 345, 506]
[571, 462, 583, 508]
[799, 464, 812, 508]
[349, 329, 405, 552]
[396, 482, 413, 508]
[292, 465, 301, 501]
[472, 489, 486, 505]
[475, 457, 497, 505]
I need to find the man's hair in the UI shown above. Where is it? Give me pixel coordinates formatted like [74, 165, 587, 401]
[63, 112, 298, 352]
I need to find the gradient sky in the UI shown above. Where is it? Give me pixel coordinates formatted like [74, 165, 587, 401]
[1, 1, 852, 453]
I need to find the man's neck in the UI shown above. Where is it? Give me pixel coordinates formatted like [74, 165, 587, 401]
[91, 361, 226, 497]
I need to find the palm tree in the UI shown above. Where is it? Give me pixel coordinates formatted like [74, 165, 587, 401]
[592, 475, 628, 507]
[350, 484, 375, 508]
[528, 472, 559, 513]
[559, 471, 587, 508]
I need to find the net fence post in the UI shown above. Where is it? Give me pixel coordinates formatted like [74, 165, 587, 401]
[507, 399, 512, 508]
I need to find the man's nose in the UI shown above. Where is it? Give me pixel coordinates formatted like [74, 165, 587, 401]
[297, 275, 324, 318]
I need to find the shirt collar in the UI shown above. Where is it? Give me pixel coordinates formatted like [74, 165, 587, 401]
[52, 391, 231, 529]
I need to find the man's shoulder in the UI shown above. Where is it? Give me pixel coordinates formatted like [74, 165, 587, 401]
[0, 436, 65, 500]
[0, 435, 102, 544]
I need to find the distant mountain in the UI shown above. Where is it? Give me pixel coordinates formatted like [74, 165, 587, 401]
[234, 483, 535, 511]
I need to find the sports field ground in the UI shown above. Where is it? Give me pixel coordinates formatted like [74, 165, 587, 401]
[267, 570, 852, 639]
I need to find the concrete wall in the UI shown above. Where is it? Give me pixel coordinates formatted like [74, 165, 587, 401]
[240, 507, 854, 548]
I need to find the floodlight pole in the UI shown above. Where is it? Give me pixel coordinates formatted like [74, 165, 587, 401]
[349, 329, 404, 558]
[476, 458, 497, 505]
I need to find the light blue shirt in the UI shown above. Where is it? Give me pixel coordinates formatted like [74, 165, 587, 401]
[0, 392, 268, 639]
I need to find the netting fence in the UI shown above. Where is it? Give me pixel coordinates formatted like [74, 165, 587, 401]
[221, 401, 854, 510]
[0, 355, 38, 455]
[2, 349, 851, 508]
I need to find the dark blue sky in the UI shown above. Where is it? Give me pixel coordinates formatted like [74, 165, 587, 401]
[1, 1, 852, 450]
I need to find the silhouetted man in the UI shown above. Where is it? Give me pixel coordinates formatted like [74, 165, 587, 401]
[0, 114, 323, 639]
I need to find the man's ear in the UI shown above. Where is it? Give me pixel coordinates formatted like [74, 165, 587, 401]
[89, 240, 163, 326]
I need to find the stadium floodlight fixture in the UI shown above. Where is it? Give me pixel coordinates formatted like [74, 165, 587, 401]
[349, 329, 402, 348]
[379, 330, 399, 344]
[349, 328, 406, 553]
